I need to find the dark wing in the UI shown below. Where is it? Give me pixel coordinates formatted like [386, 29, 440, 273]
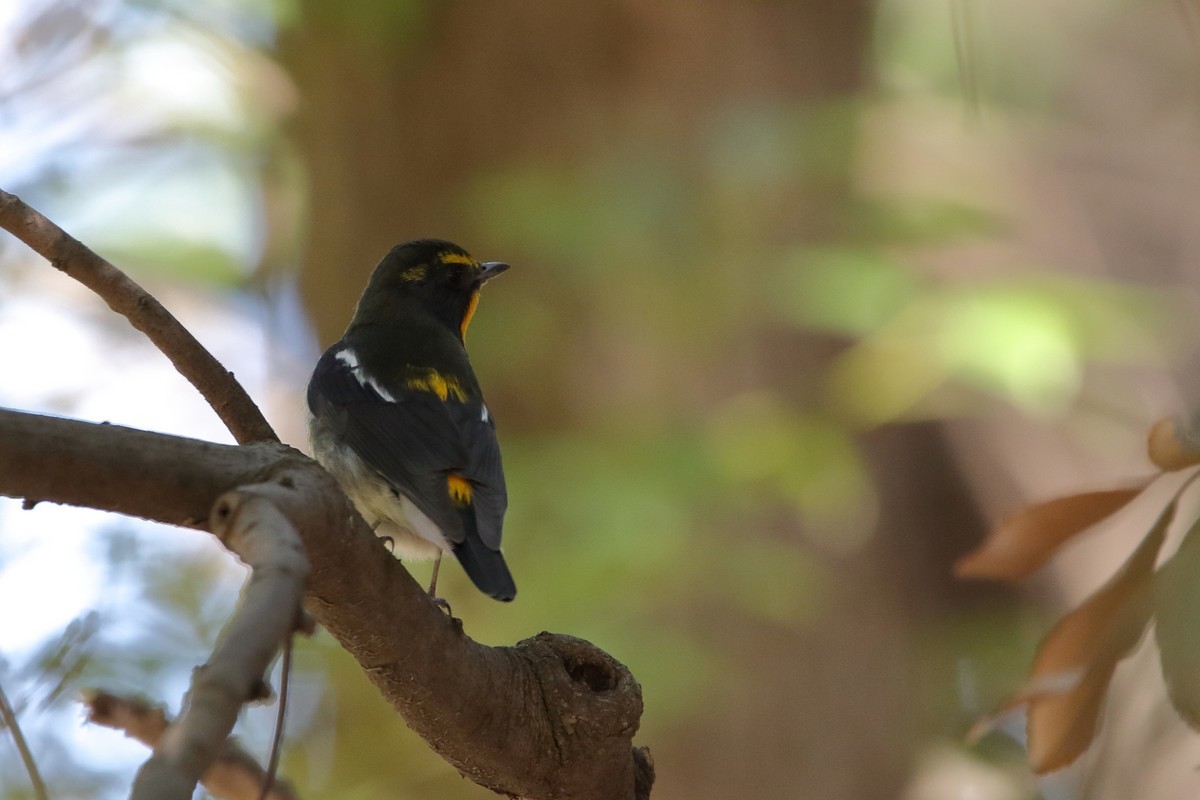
[307, 345, 509, 550]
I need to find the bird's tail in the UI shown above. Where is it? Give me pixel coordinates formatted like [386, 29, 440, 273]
[453, 508, 517, 601]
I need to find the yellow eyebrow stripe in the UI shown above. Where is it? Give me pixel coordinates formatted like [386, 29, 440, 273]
[438, 253, 475, 266]
[405, 370, 467, 401]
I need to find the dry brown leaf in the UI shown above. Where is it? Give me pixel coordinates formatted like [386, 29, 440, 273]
[965, 670, 1083, 748]
[1021, 502, 1173, 772]
[955, 488, 1144, 580]
[1027, 664, 1116, 774]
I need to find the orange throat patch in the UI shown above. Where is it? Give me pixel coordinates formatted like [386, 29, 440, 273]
[460, 290, 480, 340]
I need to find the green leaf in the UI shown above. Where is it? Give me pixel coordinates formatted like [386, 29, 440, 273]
[1155, 514, 1200, 728]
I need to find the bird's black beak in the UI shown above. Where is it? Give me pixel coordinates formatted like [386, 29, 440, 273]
[477, 261, 510, 285]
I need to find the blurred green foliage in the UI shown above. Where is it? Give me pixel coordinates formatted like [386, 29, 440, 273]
[2, 0, 1188, 797]
[807, 271, 1172, 423]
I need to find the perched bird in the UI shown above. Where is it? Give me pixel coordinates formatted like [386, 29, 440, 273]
[306, 239, 516, 601]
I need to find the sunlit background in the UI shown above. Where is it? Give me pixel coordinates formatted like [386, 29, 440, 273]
[3, 1, 1200, 798]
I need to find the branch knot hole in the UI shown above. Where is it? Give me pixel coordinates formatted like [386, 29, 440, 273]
[214, 498, 235, 526]
[563, 653, 617, 693]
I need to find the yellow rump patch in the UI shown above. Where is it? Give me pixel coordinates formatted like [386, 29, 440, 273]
[447, 473, 473, 505]
[406, 370, 467, 402]
[438, 252, 475, 267]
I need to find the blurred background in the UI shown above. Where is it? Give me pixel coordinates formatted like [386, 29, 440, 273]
[3, 0, 1200, 798]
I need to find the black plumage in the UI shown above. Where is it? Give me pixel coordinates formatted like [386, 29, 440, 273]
[307, 240, 516, 601]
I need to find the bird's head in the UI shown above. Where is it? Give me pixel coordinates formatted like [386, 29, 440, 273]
[354, 239, 509, 341]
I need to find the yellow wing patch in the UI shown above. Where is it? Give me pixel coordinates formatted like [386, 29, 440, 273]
[405, 370, 467, 401]
[447, 473, 473, 505]
[401, 265, 427, 282]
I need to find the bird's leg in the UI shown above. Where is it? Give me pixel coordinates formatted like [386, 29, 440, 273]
[428, 554, 442, 595]
[428, 554, 451, 615]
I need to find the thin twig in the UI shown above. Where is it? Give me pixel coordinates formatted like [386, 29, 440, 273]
[0, 408, 652, 799]
[259, 635, 292, 800]
[84, 690, 299, 800]
[0, 679, 49, 800]
[0, 188, 277, 445]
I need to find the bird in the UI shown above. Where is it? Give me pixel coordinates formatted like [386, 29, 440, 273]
[306, 239, 516, 602]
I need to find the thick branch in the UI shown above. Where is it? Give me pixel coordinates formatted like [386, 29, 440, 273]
[83, 690, 298, 800]
[0, 407, 285, 528]
[0, 409, 652, 799]
[0, 188, 277, 445]
[131, 490, 309, 799]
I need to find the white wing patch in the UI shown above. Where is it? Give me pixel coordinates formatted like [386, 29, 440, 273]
[481, 404, 490, 422]
[334, 348, 359, 369]
[335, 346, 397, 402]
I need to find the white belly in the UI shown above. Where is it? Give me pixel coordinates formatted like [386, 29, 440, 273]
[308, 416, 450, 561]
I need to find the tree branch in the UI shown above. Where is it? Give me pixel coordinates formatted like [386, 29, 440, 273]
[0, 407, 286, 528]
[0, 408, 652, 799]
[0, 188, 277, 445]
[83, 690, 299, 800]
[130, 489, 309, 800]
[0, 185, 652, 797]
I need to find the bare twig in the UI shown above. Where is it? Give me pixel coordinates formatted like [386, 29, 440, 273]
[33, 612, 98, 713]
[259, 634, 292, 800]
[0, 678, 49, 800]
[1, 191, 651, 797]
[84, 690, 298, 800]
[131, 491, 309, 800]
[0, 188, 277, 445]
[0, 408, 652, 799]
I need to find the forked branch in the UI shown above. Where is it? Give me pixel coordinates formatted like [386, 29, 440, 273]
[0, 189, 652, 799]
[0, 189, 276, 445]
[0, 409, 651, 799]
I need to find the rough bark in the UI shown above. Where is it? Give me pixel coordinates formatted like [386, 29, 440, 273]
[0, 408, 651, 799]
